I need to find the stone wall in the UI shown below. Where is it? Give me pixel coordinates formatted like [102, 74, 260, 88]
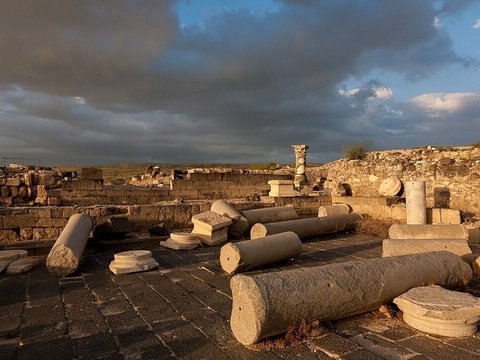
[312, 146, 480, 220]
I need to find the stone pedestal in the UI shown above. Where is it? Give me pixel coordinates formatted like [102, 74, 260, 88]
[406, 181, 427, 224]
[292, 144, 309, 189]
[191, 211, 232, 246]
[268, 180, 296, 197]
[109, 250, 158, 274]
[230, 251, 472, 345]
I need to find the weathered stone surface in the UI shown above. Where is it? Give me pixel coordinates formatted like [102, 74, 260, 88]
[46, 214, 93, 277]
[220, 231, 302, 274]
[109, 260, 158, 275]
[114, 250, 152, 261]
[230, 251, 472, 345]
[169, 232, 201, 245]
[382, 239, 472, 258]
[394, 286, 480, 337]
[80, 167, 103, 180]
[292, 144, 309, 188]
[379, 177, 402, 197]
[192, 224, 229, 246]
[251, 213, 363, 240]
[268, 180, 296, 197]
[0, 230, 20, 243]
[240, 205, 298, 226]
[405, 181, 427, 225]
[210, 200, 249, 238]
[389, 224, 469, 240]
[6, 178, 21, 187]
[473, 256, 480, 276]
[0, 249, 27, 261]
[160, 238, 198, 250]
[0, 260, 11, 273]
[192, 211, 232, 231]
[318, 204, 351, 217]
[6, 257, 42, 274]
[109, 250, 158, 274]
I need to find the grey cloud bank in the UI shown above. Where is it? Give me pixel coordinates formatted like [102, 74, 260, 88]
[0, 0, 478, 165]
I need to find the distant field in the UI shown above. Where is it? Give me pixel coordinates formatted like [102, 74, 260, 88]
[54, 162, 321, 180]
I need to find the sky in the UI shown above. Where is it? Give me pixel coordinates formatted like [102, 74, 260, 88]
[0, 0, 479, 166]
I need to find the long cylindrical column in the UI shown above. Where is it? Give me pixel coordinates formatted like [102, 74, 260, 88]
[230, 251, 472, 345]
[389, 224, 469, 240]
[382, 239, 472, 258]
[46, 214, 93, 277]
[318, 204, 351, 217]
[211, 200, 249, 239]
[251, 213, 363, 239]
[240, 205, 298, 227]
[405, 181, 427, 224]
[292, 144, 309, 188]
[220, 232, 302, 274]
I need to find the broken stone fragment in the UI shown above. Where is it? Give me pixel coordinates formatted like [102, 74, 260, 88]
[230, 251, 472, 345]
[210, 200, 249, 238]
[0, 250, 28, 262]
[382, 239, 472, 258]
[220, 231, 302, 274]
[239, 205, 298, 227]
[394, 286, 480, 337]
[389, 224, 469, 240]
[6, 257, 42, 274]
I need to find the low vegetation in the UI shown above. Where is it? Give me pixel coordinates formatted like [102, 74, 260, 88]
[342, 140, 372, 160]
[354, 215, 398, 238]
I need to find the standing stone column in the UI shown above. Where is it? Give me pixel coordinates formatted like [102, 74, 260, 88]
[405, 181, 427, 224]
[292, 144, 309, 189]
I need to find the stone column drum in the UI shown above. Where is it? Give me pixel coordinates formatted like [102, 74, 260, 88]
[240, 205, 298, 227]
[230, 251, 472, 345]
[46, 214, 94, 277]
[220, 232, 302, 274]
[318, 204, 351, 217]
[388, 224, 469, 240]
[292, 144, 309, 188]
[211, 200, 249, 239]
[405, 181, 427, 224]
[251, 213, 363, 240]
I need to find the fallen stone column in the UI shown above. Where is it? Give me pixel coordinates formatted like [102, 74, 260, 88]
[250, 213, 362, 240]
[405, 181, 427, 224]
[46, 213, 93, 277]
[220, 232, 302, 274]
[389, 224, 469, 240]
[382, 239, 472, 258]
[240, 205, 298, 227]
[211, 200, 249, 239]
[230, 251, 472, 345]
[318, 204, 351, 217]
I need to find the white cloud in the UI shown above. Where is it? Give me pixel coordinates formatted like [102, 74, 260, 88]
[434, 16, 442, 29]
[409, 92, 480, 113]
[474, 19, 480, 29]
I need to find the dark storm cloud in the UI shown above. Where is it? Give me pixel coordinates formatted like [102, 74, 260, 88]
[0, 0, 475, 164]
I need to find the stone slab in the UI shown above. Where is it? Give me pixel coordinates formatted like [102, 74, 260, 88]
[160, 239, 198, 250]
[109, 260, 158, 275]
[0, 260, 12, 273]
[394, 286, 480, 337]
[6, 257, 42, 274]
[114, 250, 152, 261]
[0, 249, 28, 261]
[192, 225, 229, 246]
[191, 211, 232, 231]
[169, 232, 201, 245]
[382, 239, 472, 258]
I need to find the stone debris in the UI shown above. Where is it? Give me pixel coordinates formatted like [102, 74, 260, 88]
[240, 205, 298, 227]
[5, 257, 42, 274]
[318, 204, 351, 217]
[405, 181, 427, 225]
[191, 211, 232, 246]
[160, 232, 201, 250]
[250, 213, 363, 240]
[220, 231, 302, 274]
[382, 239, 472, 258]
[109, 250, 158, 275]
[46, 213, 93, 277]
[210, 199, 249, 238]
[378, 176, 402, 197]
[268, 180, 297, 197]
[388, 224, 469, 240]
[0, 249, 28, 262]
[0, 260, 12, 273]
[230, 251, 472, 345]
[394, 286, 480, 337]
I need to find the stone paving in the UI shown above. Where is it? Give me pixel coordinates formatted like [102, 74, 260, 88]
[1, 234, 480, 360]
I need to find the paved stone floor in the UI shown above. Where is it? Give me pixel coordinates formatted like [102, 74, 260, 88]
[1, 234, 480, 360]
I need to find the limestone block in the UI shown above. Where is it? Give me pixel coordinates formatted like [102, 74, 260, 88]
[38, 172, 56, 187]
[268, 180, 297, 197]
[394, 286, 480, 337]
[210, 200, 249, 238]
[80, 167, 103, 180]
[191, 211, 232, 246]
[0, 230, 20, 243]
[20, 228, 33, 241]
[1, 186, 10, 198]
[6, 257, 42, 274]
[230, 251, 472, 345]
[6, 178, 21, 187]
[36, 218, 53, 227]
[378, 177, 402, 196]
[24, 172, 34, 187]
[47, 197, 61, 206]
[192, 224, 229, 246]
[240, 205, 298, 227]
[0, 250, 28, 262]
[467, 226, 480, 244]
[46, 214, 93, 277]
[405, 181, 427, 225]
[389, 224, 469, 241]
[109, 250, 158, 274]
[10, 187, 19, 198]
[220, 232, 302, 274]
[318, 204, 351, 217]
[251, 213, 363, 240]
[382, 239, 472, 258]
[160, 238, 198, 250]
[170, 232, 201, 245]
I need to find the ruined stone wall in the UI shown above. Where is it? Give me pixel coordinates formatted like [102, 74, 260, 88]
[313, 146, 480, 219]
